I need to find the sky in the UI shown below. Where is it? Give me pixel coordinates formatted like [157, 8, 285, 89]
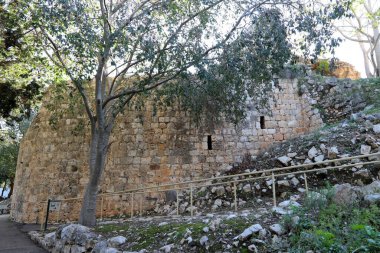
[335, 39, 366, 78]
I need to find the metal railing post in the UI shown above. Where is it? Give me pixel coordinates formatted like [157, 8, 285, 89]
[44, 199, 51, 231]
[40, 202, 45, 231]
[233, 181, 237, 212]
[139, 193, 143, 216]
[176, 189, 179, 216]
[190, 184, 193, 217]
[272, 173, 276, 207]
[57, 201, 61, 223]
[100, 196, 104, 220]
[130, 193, 134, 218]
[303, 173, 309, 193]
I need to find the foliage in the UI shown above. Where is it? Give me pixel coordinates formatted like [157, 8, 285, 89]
[0, 142, 18, 183]
[0, 114, 34, 198]
[0, 0, 63, 121]
[312, 60, 331, 76]
[287, 187, 380, 253]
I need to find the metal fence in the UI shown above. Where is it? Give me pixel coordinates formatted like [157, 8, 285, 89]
[11, 152, 380, 229]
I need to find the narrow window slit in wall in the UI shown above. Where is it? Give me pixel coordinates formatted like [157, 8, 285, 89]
[260, 116, 265, 129]
[207, 135, 213, 150]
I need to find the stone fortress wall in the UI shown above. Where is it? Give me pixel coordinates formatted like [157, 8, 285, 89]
[11, 79, 323, 223]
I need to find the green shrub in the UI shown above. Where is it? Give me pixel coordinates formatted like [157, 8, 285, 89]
[288, 202, 380, 252]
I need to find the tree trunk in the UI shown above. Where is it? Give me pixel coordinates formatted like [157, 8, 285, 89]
[8, 178, 14, 198]
[1, 183, 5, 198]
[371, 21, 380, 77]
[373, 41, 380, 77]
[359, 42, 374, 77]
[78, 129, 110, 226]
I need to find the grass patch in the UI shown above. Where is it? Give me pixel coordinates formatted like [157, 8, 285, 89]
[129, 222, 206, 251]
[95, 223, 130, 233]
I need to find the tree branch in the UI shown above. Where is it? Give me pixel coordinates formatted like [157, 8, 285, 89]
[38, 26, 96, 127]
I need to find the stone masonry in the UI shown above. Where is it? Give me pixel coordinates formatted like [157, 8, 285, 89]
[11, 79, 323, 223]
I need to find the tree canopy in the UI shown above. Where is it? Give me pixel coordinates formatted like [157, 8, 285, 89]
[0, 0, 63, 122]
[25, 0, 350, 226]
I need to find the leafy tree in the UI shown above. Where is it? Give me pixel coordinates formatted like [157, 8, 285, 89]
[0, 114, 35, 198]
[335, 0, 380, 77]
[0, 141, 18, 198]
[0, 0, 63, 121]
[32, 0, 349, 226]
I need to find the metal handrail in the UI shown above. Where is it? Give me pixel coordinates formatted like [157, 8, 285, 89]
[14, 152, 380, 226]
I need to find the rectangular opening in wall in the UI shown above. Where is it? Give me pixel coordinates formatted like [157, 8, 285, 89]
[260, 116, 265, 129]
[207, 135, 213, 150]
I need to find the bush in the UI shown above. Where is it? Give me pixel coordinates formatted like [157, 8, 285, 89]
[288, 195, 380, 252]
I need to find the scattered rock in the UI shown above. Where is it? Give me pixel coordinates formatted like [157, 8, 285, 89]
[308, 147, 318, 159]
[278, 200, 301, 208]
[314, 155, 325, 163]
[360, 145, 371, 155]
[44, 232, 56, 248]
[364, 194, 380, 204]
[160, 244, 174, 253]
[328, 147, 339, 159]
[199, 236, 208, 246]
[107, 236, 126, 247]
[269, 224, 284, 235]
[373, 124, 380, 134]
[333, 183, 358, 205]
[243, 184, 252, 193]
[291, 177, 300, 187]
[211, 186, 225, 196]
[277, 156, 291, 166]
[248, 244, 258, 253]
[235, 224, 263, 241]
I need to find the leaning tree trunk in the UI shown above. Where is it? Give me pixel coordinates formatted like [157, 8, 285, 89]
[79, 129, 110, 226]
[359, 42, 374, 78]
[374, 41, 380, 77]
[8, 178, 14, 198]
[0, 183, 5, 198]
[371, 23, 380, 77]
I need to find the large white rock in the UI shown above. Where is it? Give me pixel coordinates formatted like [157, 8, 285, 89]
[44, 232, 56, 248]
[107, 236, 127, 247]
[291, 177, 300, 186]
[234, 224, 263, 241]
[211, 186, 225, 196]
[278, 200, 301, 208]
[308, 146, 318, 159]
[277, 156, 291, 166]
[314, 155, 325, 163]
[248, 244, 258, 253]
[277, 180, 290, 187]
[160, 244, 174, 253]
[333, 183, 358, 205]
[328, 147, 339, 159]
[60, 224, 93, 245]
[242, 184, 252, 193]
[360, 145, 371, 155]
[364, 194, 380, 203]
[214, 199, 222, 207]
[71, 245, 86, 253]
[269, 224, 284, 235]
[272, 207, 292, 215]
[199, 236, 208, 246]
[373, 124, 380, 134]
